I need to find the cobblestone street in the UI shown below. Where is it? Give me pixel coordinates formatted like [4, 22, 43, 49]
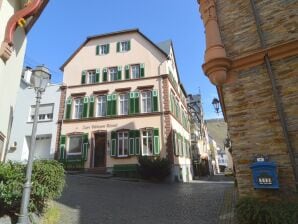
[55, 175, 235, 224]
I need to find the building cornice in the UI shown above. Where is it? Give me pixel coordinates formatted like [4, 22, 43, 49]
[226, 39, 298, 83]
[67, 75, 163, 89]
[61, 112, 162, 123]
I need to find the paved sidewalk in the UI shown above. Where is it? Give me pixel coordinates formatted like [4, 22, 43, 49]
[55, 174, 237, 224]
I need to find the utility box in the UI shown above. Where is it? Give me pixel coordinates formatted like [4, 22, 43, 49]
[250, 161, 279, 189]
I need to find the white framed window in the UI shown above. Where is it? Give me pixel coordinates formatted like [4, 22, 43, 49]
[97, 95, 107, 117]
[141, 91, 152, 113]
[88, 70, 96, 84]
[118, 132, 128, 157]
[131, 64, 140, 79]
[109, 67, 118, 81]
[29, 104, 54, 122]
[142, 130, 153, 156]
[120, 41, 129, 52]
[119, 93, 128, 115]
[99, 44, 109, 55]
[74, 98, 84, 119]
[68, 135, 82, 155]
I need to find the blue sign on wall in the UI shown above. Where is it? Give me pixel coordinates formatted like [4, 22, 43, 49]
[250, 160, 279, 189]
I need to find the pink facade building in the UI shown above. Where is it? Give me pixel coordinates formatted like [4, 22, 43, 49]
[58, 29, 192, 182]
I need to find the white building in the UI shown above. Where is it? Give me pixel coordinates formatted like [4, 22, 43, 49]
[0, 0, 48, 161]
[6, 68, 61, 161]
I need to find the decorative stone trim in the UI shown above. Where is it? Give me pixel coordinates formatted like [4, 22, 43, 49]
[93, 90, 109, 95]
[230, 39, 298, 72]
[115, 87, 131, 92]
[70, 92, 86, 97]
[198, 0, 231, 86]
[62, 112, 162, 123]
[54, 85, 66, 159]
[68, 75, 161, 89]
[137, 85, 154, 90]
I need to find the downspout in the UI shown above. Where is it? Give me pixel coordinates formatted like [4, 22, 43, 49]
[249, 0, 297, 184]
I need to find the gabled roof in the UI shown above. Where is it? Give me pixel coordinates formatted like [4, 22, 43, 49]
[60, 28, 169, 71]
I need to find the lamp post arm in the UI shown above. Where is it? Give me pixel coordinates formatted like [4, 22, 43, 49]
[17, 90, 42, 224]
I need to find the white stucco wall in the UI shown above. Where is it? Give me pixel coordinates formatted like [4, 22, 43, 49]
[6, 80, 61, 162]
[0, 0, 27, 161]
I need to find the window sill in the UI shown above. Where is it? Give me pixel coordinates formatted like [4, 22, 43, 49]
[27, 119, 53, 124]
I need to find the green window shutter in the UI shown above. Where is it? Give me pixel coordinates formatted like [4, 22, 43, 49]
[112, 94, 117, 116]
[81, 71, 86, 84]
[116, 42, 120, 52]
[135, 130, 141, 155]
[89, 96, 95, 117]
[134, 92, 140, 114]
[95, 69, 100, 83]
[179, 134, 183, 156]
[83, 96, 89, 118]
[173, 130, 178, 156]
[107, 44, 110, 54]
[125, 65, 130, 79]
[153, 128, 160, 155]
[129, 92, 135, 114]
[59, 144, 66, 161]
[107, 95, 112, 116]
[117, 66, 122, 80]
[152, 90, 158, 112]
[111, 131, 117, 156]
[96, 45, 99, 55]
[140, 64, 145, 78]
[129, 130, 135, 155]
[103, 68, 108, 82]
[65, 97, 72, 119]
[59, 135, 66, 161]
[127, 40, 131, 51]
[82, 133, 89, 161]
[183, 137, 186, 157]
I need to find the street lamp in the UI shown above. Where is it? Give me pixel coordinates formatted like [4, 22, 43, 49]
[212, 97, 221, 114]
[17, 65, 51, 224]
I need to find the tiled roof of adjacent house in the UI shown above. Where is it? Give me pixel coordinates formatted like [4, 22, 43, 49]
[156, 40, 172, 55]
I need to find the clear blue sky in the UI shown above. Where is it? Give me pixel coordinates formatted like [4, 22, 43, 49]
[25, 0, 222, 119]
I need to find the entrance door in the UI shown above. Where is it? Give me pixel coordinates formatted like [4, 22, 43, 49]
[94, 132, 106, 167]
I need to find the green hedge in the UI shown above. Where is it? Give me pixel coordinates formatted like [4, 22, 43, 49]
[138, 156, 171, 181]
[0, 160, 65, 219]
[236, 197, 298, 224]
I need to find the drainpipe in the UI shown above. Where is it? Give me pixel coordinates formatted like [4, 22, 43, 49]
[249, 0, 297, 184]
